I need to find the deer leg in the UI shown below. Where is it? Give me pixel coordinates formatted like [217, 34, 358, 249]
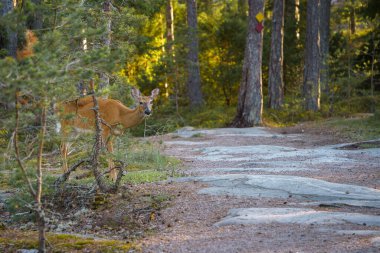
[60, 141, 68, 172]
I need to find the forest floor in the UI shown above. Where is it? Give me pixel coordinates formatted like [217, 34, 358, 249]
[138, 124, 380, 253]
[1, 121, 380, 252]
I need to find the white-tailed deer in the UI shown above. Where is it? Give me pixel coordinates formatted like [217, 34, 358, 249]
[58, 87, 160, 181]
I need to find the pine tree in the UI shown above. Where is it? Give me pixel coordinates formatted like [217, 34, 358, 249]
[231, 0, 265, 127]
[268, 0, 285, 109]
[186, 0, 203, 107]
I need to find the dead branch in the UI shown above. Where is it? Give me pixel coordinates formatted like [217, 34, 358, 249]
[90, 91, 124, 194]
[54, 159, 92, 190]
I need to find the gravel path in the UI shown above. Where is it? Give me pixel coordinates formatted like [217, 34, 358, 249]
[141, 127, 380, 253]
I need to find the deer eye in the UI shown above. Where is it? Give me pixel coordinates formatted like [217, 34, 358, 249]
[139, 102, 143, 105]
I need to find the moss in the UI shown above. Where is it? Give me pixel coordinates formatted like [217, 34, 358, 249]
[0, 229, 135, 252]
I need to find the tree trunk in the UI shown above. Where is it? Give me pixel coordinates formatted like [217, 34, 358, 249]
[231, 0, 265, 127]
[1, 0, 17, 58]
[349, 6, 355, 35]
[36, 103, 47, 253]
[99, 0, 111, 90]
[186, 0, 203, 107]
[31, 0, 43, 30]
[303, 0, 320, 111]
[268, 0, 285, 109]
[165, 0, 174, 54]
[319, 0, 331, 94]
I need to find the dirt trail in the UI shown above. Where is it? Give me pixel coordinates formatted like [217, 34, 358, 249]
[141, 127, 380, 253]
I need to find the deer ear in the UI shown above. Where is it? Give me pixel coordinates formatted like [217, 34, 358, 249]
[131, 87, 141, 102]
[151, 88, 160, 99]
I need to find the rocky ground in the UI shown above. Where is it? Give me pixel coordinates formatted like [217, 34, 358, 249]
[139, 127, 380, 253]
[1, 125, 379, 252]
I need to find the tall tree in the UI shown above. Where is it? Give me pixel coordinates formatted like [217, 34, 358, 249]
[165, 0, 174, 55]
[1, 0, 17, 58]
[319, 0, 331, 94]
[268, 0, 285, 109]
[99, 0, 111, 90]
[231, 0, 265, 127]
[186, 0, 203, 107]
[303, 0, 320, 111]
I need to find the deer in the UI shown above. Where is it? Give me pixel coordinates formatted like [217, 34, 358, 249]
[58, 86, 160, 181]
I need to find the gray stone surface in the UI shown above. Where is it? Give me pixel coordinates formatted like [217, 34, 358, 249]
[181, 174, 380, 208]
[165, 141, 210, 146]
[196, 166, 314, 173]
[197, 144, 380, 164]
[214, 208, 380, 227]
[175, 127, 297, 138]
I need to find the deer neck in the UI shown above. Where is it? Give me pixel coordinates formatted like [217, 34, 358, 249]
[119, 106, 145, 129]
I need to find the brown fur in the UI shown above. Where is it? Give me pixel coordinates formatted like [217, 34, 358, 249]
[16, 30, 38, 61]
[58, 87, 160, 181]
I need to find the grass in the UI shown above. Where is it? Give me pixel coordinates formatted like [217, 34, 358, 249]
[316, 114, 380, 141]
[122, 170, 170, 184]
[0, 229, 136, 252]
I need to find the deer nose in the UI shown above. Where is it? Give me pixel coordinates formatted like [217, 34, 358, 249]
[144, 109, 151, 115]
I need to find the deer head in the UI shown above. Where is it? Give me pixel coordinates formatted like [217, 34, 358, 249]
[131, 87, 160, 116]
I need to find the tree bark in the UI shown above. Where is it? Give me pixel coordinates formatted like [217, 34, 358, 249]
[165, 0, 174, 54]
[36, 103, 47, 253]
[319, 0, 331, 94]
[268, 0, 285, 109]
[349, 5, 355, 35]
[303, 0, 320, 111]
[1, 0, 17, 58]
[31, 0, 43, 30]
[99, 0, 111, 90]
[186, 0, 203, 107]
[231, 0, 265, 127]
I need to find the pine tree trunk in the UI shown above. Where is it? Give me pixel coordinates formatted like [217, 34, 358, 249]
[303, 0, 320, 111]
[1, 0, 17, 58]
[30, 0, 43, 30]
[319, 0, 331, 94]
[165, 0, 174, 54]
[99, 0, 111, 90]
[186, 0, 203, 107]
[231, 0, 264, 127]
[36, 104, 47, 253]
[268, 0, 285, 109]
[349, 6, 355, 35]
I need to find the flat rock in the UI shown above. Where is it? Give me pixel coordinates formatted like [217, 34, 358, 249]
[215, 208, 380, 227]
[196, 166, 314, 173]
[175, 127, 297, 138]
[197, 145, 380, 165]
[182, 174, 380, 208]
[165, 141, 210, 146]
